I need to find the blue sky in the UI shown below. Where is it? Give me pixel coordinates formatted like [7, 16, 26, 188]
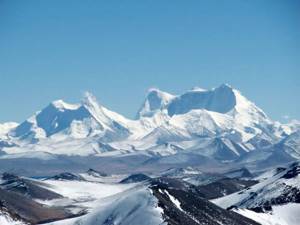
[0, 0, 299, 122]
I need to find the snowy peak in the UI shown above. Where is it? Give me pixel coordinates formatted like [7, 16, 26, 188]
[81, 92, 111, 127]
[10, 92, 131, 141]
[167, 83, 237, 116]
[12, 100, 91, 138]
[0, 122, 18, 137]
[51, 99, 81, 110]
[136, 84, 255, 124]
[135, 84, 270, 127]
[82, 91, 104, 115]
[38, 100, 91, 137]
[136, 84, 265, 121]
[137, 88, 175, 118]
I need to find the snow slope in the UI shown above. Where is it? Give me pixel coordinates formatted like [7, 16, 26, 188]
[65, 187, 165, 225]
[41, 178, 136, 211]
[41, 179, 165, 225]
[0, 211, 26, 225]
[212, 162, 300, 210]
[234, 203, 300, 225]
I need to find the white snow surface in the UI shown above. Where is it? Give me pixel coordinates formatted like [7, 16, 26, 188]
[44, 185, 165, 225]
[0, 122, 18, 138]
[234, 203, 300, 225]
[0, 211, 26, 225]
[41, 179, 136, 210]
[51, 100, 81, 110]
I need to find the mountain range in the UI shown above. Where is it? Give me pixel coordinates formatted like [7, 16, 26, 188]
[0, 84, 299, 169]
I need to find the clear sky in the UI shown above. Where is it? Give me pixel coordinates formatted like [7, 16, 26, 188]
[0, 0, 299, 123]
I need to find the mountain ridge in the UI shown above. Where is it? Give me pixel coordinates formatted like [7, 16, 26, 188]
[0, 84, 299, 166]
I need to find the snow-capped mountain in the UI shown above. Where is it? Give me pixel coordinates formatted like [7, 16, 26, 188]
[137, 88, 175, 118]
[9, 92, 131, 142]
[140, 84, 278, 144]
[0, 84, 299, 164]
